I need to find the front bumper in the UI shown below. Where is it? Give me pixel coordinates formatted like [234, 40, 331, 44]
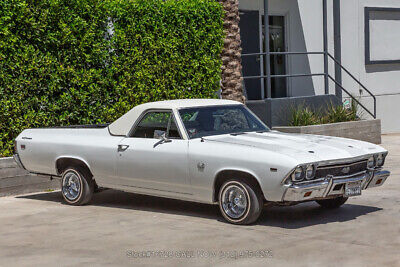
[282, 170, 390, 202]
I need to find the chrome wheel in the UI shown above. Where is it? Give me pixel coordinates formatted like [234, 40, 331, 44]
[221, 185, 248, 219]
[62, 171, 82, 201]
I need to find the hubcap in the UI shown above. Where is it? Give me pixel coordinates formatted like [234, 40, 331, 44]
[221, 185, 248, 219]
[62, 171, 81, 201]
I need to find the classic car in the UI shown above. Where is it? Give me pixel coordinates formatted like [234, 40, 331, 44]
[14, 99, 390, 224]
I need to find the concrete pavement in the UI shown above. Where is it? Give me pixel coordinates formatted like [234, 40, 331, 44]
[0, 134, 399, 266]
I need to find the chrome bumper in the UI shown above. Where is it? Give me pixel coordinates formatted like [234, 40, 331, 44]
[13, 154, 26, 170]
[282, 170, 390, 202]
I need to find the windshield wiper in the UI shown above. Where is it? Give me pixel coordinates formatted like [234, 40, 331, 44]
[230, 132, 247, 136]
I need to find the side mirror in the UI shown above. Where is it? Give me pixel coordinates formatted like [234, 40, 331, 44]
[154, 130, 167, 139]
[153, 130, 172, 148]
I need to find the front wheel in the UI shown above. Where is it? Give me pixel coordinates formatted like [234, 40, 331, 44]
[316, 196, 348, 209]
[61, 167, 94, 205]
[218, 180, 263, 225]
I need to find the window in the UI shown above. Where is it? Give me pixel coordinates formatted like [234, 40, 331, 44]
[179, 105, 269, 139]
[131, 111, 182, 139]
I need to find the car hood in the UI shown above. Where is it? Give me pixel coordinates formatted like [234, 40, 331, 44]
[204, 131, 386, 164]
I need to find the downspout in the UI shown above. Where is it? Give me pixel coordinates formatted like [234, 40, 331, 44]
[333, 0, 343, 99]
[323, 0, 329, 94]
[264, 0, 271, 99]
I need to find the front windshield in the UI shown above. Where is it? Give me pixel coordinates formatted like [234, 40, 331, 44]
[178, 105, 270, 139]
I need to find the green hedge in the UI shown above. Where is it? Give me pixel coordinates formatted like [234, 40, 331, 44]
[0, 0, 224, 156]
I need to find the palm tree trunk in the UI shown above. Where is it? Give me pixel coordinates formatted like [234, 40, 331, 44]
[218, 0, 245, 103]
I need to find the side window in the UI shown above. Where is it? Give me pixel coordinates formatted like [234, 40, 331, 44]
[131, 111, 181, 139]
[168, 118, 181, 139]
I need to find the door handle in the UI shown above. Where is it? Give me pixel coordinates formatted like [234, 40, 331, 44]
[118, 144, 129, 152]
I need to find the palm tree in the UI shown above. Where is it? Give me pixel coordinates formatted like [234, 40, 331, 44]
[218, 0, 245, 103]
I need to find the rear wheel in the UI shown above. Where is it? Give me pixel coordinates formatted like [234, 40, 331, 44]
[61, 167, 94, 205]
[316, 196, 348, 209]
[218, 179, 263, 225]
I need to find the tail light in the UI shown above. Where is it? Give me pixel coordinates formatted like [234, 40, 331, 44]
[14, 140, 18, 154]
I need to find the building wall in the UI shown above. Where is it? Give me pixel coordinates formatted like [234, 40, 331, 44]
[340, 0, 400, 133]
[239, 0, 400, 133]
[239, 0, 325, 97]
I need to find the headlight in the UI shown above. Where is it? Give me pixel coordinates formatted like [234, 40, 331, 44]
[291, 166, 304, 182]
[305, 164, 315, 180]
[367, 156, 375, 168]
[376, 154, 385, 166]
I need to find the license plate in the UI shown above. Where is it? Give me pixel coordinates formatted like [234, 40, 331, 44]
[344, 181, 362, 197]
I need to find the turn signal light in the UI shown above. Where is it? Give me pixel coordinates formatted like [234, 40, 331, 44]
[304, 191, 312, 197]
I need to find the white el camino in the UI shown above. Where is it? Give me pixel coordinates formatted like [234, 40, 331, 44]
[14, 99, 390, 224]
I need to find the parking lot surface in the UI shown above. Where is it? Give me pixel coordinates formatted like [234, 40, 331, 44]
[0, 134, 399, 266]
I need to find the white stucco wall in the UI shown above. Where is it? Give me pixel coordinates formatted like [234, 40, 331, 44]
[341, 0, 400, 133]
[239, 0, 400, 133]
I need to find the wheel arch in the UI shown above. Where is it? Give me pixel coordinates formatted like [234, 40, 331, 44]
[55, 156, 93, 178]
[213, 169, 265, 203]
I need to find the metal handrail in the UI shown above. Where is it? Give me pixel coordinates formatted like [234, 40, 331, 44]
[242, 51, 324, 56]
[326, 53, 376, 118]
[327, 74, 375, 118]
[243, 73, 326, 80]
[241, 51, 377, 118]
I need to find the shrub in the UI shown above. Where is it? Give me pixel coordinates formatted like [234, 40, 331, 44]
[0, 0, 224, 157]
[289, 101, 359, 127]
[321, 100, 358, 124]
[290, 106, 320, 126]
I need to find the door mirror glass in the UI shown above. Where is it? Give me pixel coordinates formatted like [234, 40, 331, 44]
[154, 130, 166, 139]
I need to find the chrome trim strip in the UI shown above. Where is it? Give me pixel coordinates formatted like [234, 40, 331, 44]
[293, 170, 367, 186]
[118, 184, 193, 196]
[310, 154, 379, 168]
[326, 170, 368, 180]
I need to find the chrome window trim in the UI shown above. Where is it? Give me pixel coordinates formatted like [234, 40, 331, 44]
[127, 109, 184, 140]
[176, 104, 270, 140]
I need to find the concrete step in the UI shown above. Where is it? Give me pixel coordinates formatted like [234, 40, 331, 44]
[0, 175, 58, 188]
[0, 180, 60, 197]
[0, 167, 29, 179]
[0, 157, 59, 197]
[0, 157, 16, 168]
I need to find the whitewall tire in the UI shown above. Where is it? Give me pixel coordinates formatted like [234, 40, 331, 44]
[61, 167, 94, 205]
[218, 180, 263, 225]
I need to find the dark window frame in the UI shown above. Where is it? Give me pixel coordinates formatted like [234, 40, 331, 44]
[365, 7, 400, 65]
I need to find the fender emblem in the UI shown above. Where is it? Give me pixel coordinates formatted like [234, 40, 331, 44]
[197, 162, 205, 170]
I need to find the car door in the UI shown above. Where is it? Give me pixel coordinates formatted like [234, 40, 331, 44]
[115, 110, 191, 196]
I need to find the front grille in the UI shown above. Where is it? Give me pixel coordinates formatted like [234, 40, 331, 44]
[315, 160, 368, 178]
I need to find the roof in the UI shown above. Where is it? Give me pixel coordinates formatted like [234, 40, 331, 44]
[108, 99, 241, 136]
[135, 99, 239, 109]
